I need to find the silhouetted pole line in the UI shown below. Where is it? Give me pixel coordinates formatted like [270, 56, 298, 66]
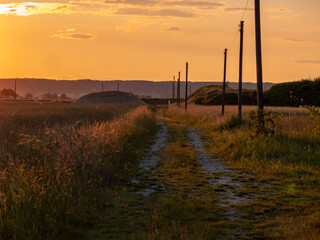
[177, 72, 181, 107]
[14, 80, 17, 101]
[222, 49, 227, 115]
[238, 21, 244, 121]
[185, 62, 188, 111]
[172, 76, 175, 103]
[254, 0, 264, 111]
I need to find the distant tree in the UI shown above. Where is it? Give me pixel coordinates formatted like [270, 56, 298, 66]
[40, 93, 50, 100]
[51, 93, 58, 100]
[59, 93, 69, 99]
[1, 88, 17, 98]
[25, 93, 34, 100]
[40, 93, 59, 100]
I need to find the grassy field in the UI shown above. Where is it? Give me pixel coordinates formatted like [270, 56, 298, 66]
[1, 102, 319, 239]
[0, 102, 157, 239]
[167, 105, 320, 239]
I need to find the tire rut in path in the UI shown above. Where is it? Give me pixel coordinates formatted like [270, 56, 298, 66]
[132, 121, 168, 196]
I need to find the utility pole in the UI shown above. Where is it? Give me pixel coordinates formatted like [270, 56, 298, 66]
[254, 0, 263, 111]
[177, 72, 181, 107]
[222, 49, 228, 115]
[238, 21, 244, 120]
[185, 62, 188, 111]
[172, 76, 175, 103]
[14, 80, 17, 101]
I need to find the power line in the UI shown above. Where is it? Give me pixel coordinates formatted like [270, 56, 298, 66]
[228, 0, 252, 50]
[228, 31, 239, 50]
[241, 0, 251, 21]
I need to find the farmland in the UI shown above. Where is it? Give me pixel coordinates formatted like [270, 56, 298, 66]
[0, 102, 157, 239]
[0, 102, 319, 239]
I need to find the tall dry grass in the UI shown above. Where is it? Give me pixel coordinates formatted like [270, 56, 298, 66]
[0, 102, 155, 239]
[167, 105, 317, 172]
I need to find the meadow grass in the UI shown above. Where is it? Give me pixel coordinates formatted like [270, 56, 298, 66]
[90, 117, 229, 240]
[167, 104, 320, 239]
[142, 120, 228, 239]
[0, 102, 157, 239]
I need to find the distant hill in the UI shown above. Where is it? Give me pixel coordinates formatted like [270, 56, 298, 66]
[189, 78, 320, 107]
[0, 78, 274, 99]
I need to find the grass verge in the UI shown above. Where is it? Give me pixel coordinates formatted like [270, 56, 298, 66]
[167, 105, 320, 239]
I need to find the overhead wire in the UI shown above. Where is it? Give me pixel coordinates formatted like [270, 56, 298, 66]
[228, 0, 251, 50]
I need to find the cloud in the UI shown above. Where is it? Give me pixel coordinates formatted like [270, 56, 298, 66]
[104, 0, 157, 6]
[224, 7, 253, 12]
[295, 60, 320, 65]
[52, 29, 95, 40]
[266, 7, 290, 12]
[281, 37, 303, 42]
[165, 26, 181, 32]
[0, 0, 223, 17]
[104, 0, 225, 8]
[117, 8, 196, 18]
[224, 6, 289, 13]
[163, 1, 224, 8]
[270, 13, 302, 20]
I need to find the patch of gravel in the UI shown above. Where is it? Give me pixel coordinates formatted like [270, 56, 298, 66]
[133, 121, 168, 196]
[138, 122, 168, 172]
[186, 127, 254, 218]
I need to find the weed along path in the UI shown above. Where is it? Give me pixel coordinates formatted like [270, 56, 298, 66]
[89, 110, 272, 239]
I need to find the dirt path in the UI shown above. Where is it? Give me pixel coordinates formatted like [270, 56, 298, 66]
[89, 113, 272, 239]
[134, 121, 168, 196]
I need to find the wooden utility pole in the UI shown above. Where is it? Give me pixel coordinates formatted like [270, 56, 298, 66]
[254, 0, 263, 111]
[14, 80, 17, 101]
[177, 72, 181, 106]
[238, 21, 244, 120]
[185, 62, 188, 111]
[222, 49, 228, 115]
[172, 76, 175, 103]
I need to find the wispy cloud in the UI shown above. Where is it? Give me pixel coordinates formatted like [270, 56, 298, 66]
[52, 29, 95, 40]
[0, 0, 224, 17]
[117, 8, 196, 18]
[295, 59, 320, 65]
[274, 37, 304, 43]
[165, 26, 181, 32]
[104, 0, 157, 6]
[282, 37, 303, 42]
[224, 7, 289, 13]
[163, 1, 224, 8]
[224, 7, 253, 12]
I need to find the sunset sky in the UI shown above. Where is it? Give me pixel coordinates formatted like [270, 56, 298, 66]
[0, 0, 319, 83]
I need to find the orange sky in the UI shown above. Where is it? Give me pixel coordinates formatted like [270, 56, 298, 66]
[0, 0, 319, 83]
